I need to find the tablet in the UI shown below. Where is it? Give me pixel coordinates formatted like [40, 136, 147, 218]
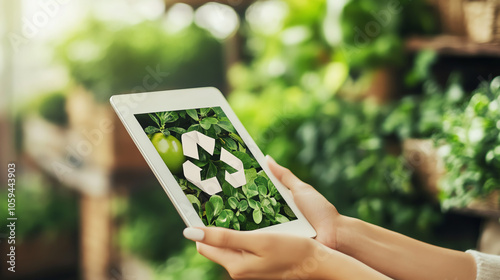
[110, 87, 316, 237]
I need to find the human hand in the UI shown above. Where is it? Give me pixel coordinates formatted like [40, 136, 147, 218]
[266, 155, 342, 250]
[184, 227, 391, 280]
[184, 227, 340, 280]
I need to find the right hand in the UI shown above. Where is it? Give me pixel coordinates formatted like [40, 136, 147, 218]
[266, 155, 343, 250]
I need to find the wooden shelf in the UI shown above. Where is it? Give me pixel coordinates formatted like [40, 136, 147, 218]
[165, 0, 255, 10]
[405, 35, 500, 57]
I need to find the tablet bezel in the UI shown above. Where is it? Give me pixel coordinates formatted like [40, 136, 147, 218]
[110, 87, 316, 238]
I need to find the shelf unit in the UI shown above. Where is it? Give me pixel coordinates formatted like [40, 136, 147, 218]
[406, 35, 500, 57]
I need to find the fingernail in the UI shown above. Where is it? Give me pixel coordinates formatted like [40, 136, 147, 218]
[266, 155, 276, 164]
[183, 227, 205, 242]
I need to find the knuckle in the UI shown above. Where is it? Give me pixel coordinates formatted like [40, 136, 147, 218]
[283, 167, 294, 177]
[258, 234, 277, 251]
[218, 230, 231, 248]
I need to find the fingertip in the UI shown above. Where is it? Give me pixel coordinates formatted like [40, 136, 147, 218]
[183, 227, 205, 242]
[266, 154, 277, 165]
[266, 155, 282, 175]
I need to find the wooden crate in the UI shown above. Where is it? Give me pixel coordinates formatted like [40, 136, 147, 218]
[66, 87, 149, 175]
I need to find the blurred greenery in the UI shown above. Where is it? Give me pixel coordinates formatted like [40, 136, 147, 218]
[56, 18, 225, 102]
[152, 243, 226, 280]
[339, 0, 438, 68]
[115, 185, 185, 262]
[228, 0, 479, 249]
[0, 175, 78, 240]
[36, 92, 68, 127]
[438, 77, 500, 209]
[21, 0, 493, 278]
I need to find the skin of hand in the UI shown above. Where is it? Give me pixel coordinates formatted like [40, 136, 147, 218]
[183, 226, 391, 280]
[266, 156, 477, 280]
[266, 155, 342, 250]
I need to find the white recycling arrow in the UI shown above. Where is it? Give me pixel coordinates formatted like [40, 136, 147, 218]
[181, 131, 246, 195]
[220, 148, 246, 189]
[181, 131, 215, 160]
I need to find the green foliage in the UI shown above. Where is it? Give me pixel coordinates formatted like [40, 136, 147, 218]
[438, 77, 500, 209]
[37, 92, 68, 126]
[228, 0, 464, 246]
[384, 74, 500, 209]
[136, 107, 297, 230]
[22, 91, 69, 126]
[0, 176, 78, 240]
[116, 185, 186, 262]
[152, 244, 226, 280]
[56, 18, 224, 102]
[340, 0, 438, 68]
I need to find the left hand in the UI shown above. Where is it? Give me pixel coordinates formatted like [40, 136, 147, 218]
[183, 227, 336, 280]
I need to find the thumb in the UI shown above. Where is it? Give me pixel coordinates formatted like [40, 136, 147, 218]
[266, 155, 310, 192]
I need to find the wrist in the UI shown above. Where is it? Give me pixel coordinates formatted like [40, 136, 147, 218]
[335, 215, 361, 255]
[314, 247, 349, 280]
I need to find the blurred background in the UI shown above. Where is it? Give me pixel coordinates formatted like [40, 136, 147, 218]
[1, 0, 500, 279]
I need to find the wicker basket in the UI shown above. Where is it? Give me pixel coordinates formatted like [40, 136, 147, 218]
[464, 0, 500, 43]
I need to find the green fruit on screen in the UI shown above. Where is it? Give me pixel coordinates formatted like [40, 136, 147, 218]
[151, 133, 185, 174]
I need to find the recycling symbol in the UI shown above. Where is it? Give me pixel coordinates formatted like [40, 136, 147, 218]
[181, 131, 246, 195]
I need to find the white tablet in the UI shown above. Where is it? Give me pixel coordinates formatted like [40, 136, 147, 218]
[110, 87, 316, 237]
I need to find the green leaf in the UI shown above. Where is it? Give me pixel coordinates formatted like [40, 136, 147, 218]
[186, 109, 199, 121]
[204, 117, 218, 124]
[233, 151, 255, 169]
[165, 112, 179, 123]
[283, 205, 296, 218]
[237, 212, 246, 223]
[207, 161, 218, 179]
[245, 221, 259, 230]
[270, 197, 277, 206]
[162, 130, 170, 136]
[258, 184, 268, 196]
[205, 201, 214, 224]
[242, 182, 259, 198]
[222, 181, 236, 197]
[275, 214, 290, 224]
[255, 176, 267, 187]
[269, 181, 278, 196]
[186, 194, 201, 210]
[187, 124, 201, 132]
[229, 132, 244, 145]
[261, 198, 274, 216]
[253, 208, 263, 224]
[218, 121, 236, 133]
[145, 126, 160, 135]
[222, 137, 238, 151]
[232, 216, 240, 230]
[213, 124, 221, 135]
[237, 192, 246, 200]
[228, 197, 239, 209]
[245, 168, 258, 184]
[238, 199, 248, 211]
[213, 107, 225, 117]
[200, 107, 211, 116]
[206, 195, 224, 223]
[200, 117, 218, 130]
[215, 209, 233, 228]
[168, 127, 186, 135]
[149, 114, 160, 127]
[248, 198, 260, 210]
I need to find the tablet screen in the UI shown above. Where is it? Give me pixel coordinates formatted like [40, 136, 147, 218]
[135, 107, 297, 230]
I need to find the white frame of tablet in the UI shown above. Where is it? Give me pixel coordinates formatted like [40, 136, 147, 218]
[110, 87, 316, 238]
